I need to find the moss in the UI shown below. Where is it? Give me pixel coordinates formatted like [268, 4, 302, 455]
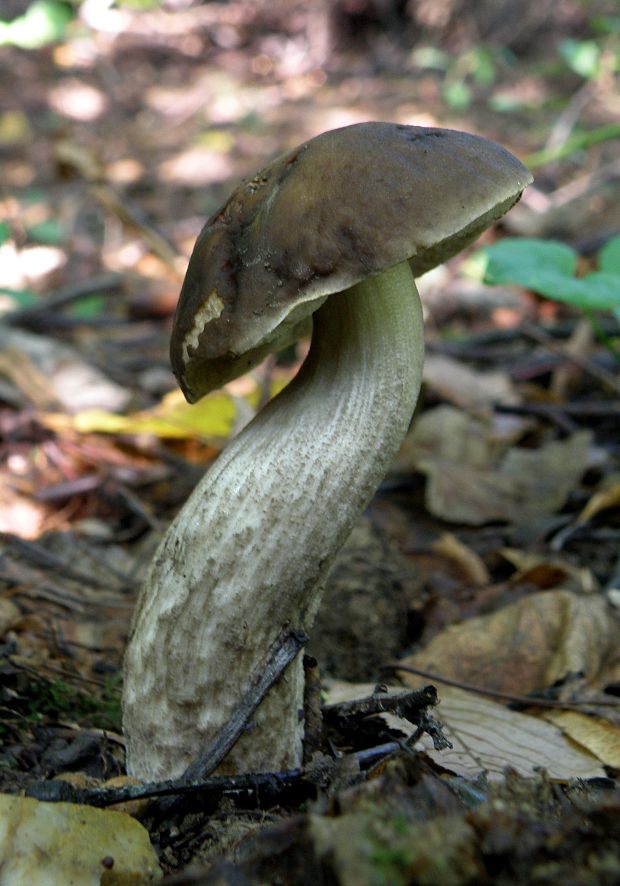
[25, 675, 122, 732]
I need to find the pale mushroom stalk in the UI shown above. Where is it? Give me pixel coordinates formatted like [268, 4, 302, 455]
[123, 260, 423, 780]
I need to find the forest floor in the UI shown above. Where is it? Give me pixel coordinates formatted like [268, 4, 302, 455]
[1, 2, 620, 882]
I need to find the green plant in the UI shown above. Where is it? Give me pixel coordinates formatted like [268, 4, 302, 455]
[473, 234, 620, 359]
[411, 43, 500, 111]
[477, 235, 620, 313]
[25, 676, 122, 732]
[0, 0, 74, 49]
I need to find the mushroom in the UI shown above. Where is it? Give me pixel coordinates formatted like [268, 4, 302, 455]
[123, 122, 532, 780]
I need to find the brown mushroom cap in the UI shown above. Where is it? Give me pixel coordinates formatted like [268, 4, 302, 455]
[171, 122, 532, 401]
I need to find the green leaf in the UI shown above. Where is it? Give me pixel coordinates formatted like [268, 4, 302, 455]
[27, 218, 66, 245]
[469, 47, 496, 86]
[537, 272, 620, 310]
[488, 92, 525, 113]
[0, 0, 72, 49]
[590, 15, 620, 35]
[442, 80, 472, 110]
[483, 238, 578, 285]
[599, 235, 620, 275]
[482, 238, 620, 311]
[410, 45, 450, 71]
[69, 294, 106, 318]
[0, 287, 39, 308]
[0, 221, 10, 245]
[559, 38, 601, 79]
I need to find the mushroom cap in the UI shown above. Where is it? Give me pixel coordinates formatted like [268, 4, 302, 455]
[171, 122, 532, 401]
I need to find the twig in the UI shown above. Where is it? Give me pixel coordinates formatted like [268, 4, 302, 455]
[92, 184, 184, 276]
[386, 664, 620, 709]
[496, 400, 620, 423]
[525, 121, 620, 169]
[436, 317, 620, 355]
[4, 274, 124, 329]
[8, 657, 110, 690]
[2, 533, 120, 591]
[543, 81, 596, 153]
[322, 685, 453, 753]
[526, 158, 620, 217]
[25, 680, 452, 810]
[322, 685, 438, 723]
[26, 727, 449, 811]
[26, 767, 311, 810]
[521, 321, 620, 396]
[181, 627, 309, 783]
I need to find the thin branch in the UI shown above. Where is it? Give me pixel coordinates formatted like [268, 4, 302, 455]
[4, 273, 124, 329]
[386, 664, 620, 709]
[26, 767, 310, 810]
[181, 627, 309, 783]
[521, 321, 620, 396]
[322, 685, 438, 723]
[24, 677, 452, 810]
[323, 685, 452, 754]
[525, 121, 620, 169]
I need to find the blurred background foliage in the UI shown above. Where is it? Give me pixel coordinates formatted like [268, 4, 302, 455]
[0, 0, 619, 536]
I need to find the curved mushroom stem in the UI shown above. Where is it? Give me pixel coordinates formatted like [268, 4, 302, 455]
[123, 260, 424, 780]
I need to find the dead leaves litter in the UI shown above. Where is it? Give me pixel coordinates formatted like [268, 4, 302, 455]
[400, 589, 617, 696]
[397, 405, 591, 525]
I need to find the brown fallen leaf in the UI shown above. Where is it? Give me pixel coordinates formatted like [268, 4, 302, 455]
[501, 548, 598, 594]
[541, 709, 620, 770]
[431, 533, 490, 587]
[399, 589, 617, 695]
[416, 687, 605, 780]
[397, 405, 591, 525]
[0, 327, 130, 413]
[0, 598, 21, 636]
[0, 479, 47, 539]
[577, 481, 620, 525]
[397, 405, 526, 472]
[325, 681, 605, 781]
[423, 353, 520, 414]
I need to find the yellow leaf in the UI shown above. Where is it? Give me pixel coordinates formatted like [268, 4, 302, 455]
[542, 709, 620, 769]
[0, 793, 161, 883]
[42, 388, 239, 441]
[41, 377, 290, 442]
[578, 482, 620, 525]
[0, 110, 30, 145]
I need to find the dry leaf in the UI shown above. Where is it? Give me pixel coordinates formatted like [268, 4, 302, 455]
[324, 681, 604, 781]
[400, 590, 616, 695]
[541, 709, 620, 770]
[43, 388, 239, 442]
[0, 598, 21, 636]
[42, 381, 286, 443]
[0, 327, 130, 413]
[397, 405, 526, 472]
[0, 480, 47, 539]
[423, 353, 519, 414]
[431, 533, 490, 587]
[501, 548, 598, 594]
[577, 482, 620, 525]
[397, 405, 590, 525]
[417, 687, 605, 780]
[0, 793, 161, 884]
[550, 318, 595, 399]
